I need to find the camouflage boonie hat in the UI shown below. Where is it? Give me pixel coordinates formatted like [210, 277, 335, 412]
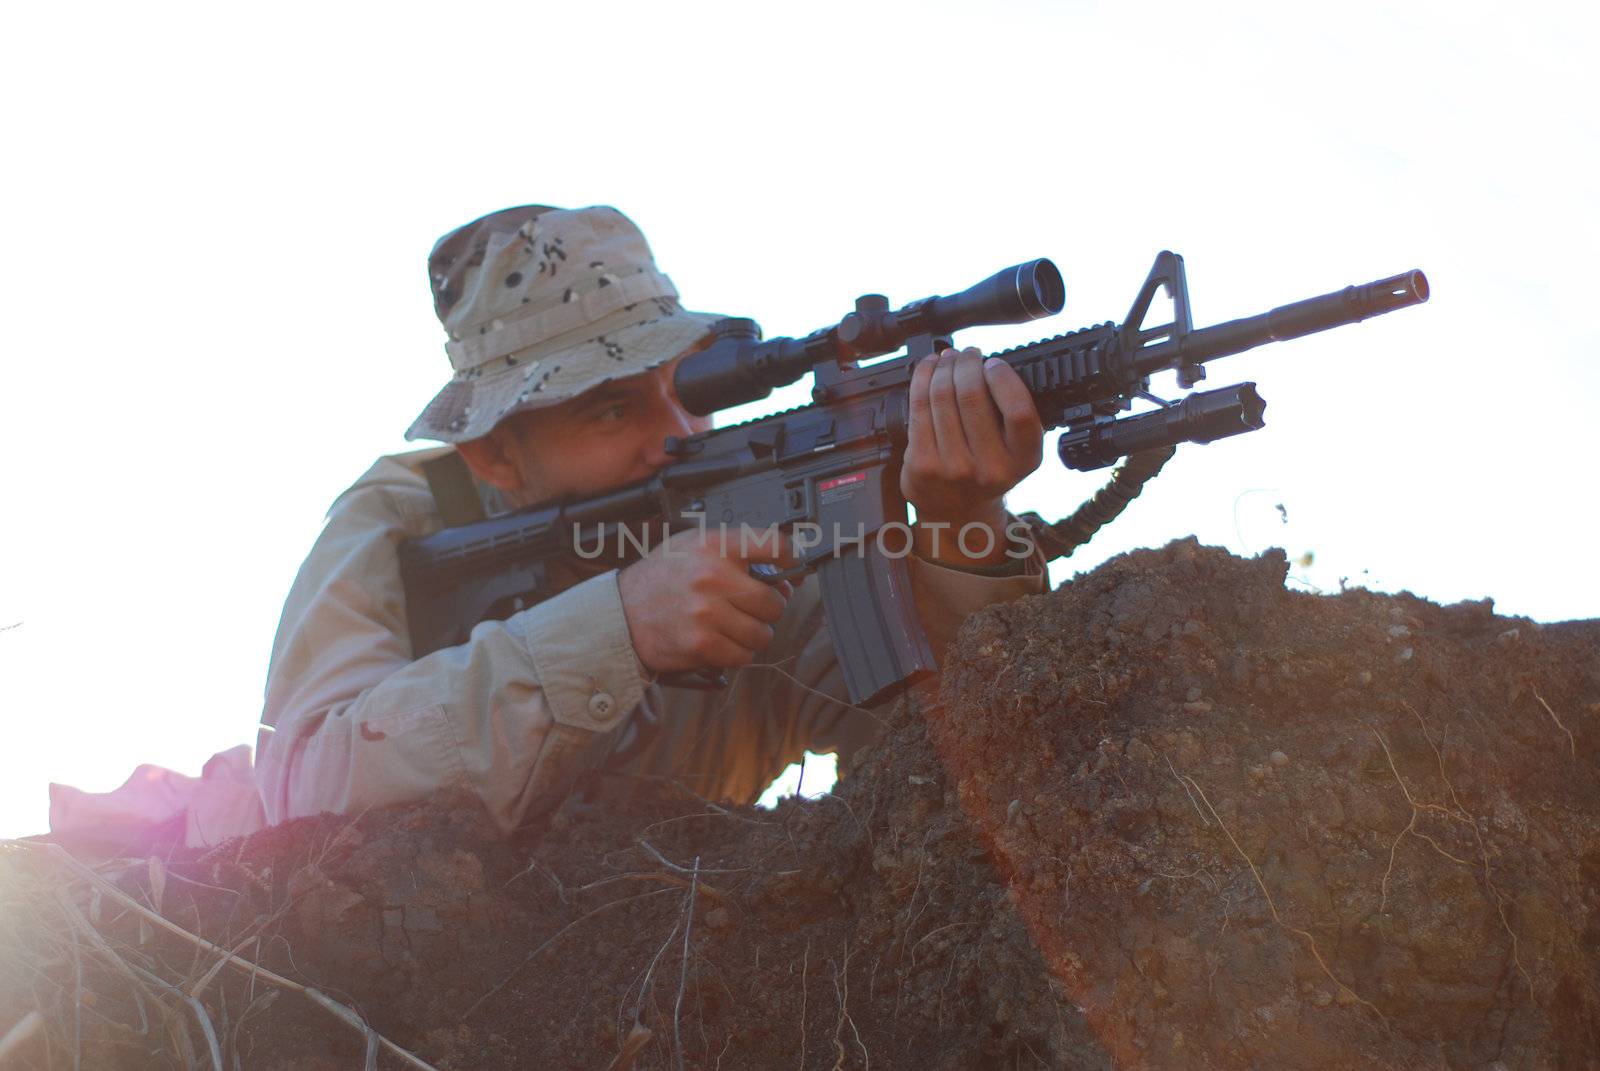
[405, 204, 728, 443]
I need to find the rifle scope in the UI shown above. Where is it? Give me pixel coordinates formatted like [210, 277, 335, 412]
[675, 258, 1065, 416]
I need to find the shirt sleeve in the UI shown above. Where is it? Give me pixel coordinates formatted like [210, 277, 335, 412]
[255, 463, 649, 833]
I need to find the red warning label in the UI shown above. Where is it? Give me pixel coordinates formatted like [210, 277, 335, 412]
[818, 470, 868, 505]
[819, 471, 867, 492]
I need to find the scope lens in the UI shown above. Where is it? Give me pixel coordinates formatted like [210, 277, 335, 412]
[1029, 260, 1065, 316]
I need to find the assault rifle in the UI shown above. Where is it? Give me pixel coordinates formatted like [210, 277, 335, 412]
[400, 252, 1428, 704]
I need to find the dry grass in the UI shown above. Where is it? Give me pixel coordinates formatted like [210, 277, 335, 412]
[0, 838, 440, 1070]
[1175, 773, 1387, 1025]
[1398, 702, 1535, 1000]
[1530, 685, 1576, 758]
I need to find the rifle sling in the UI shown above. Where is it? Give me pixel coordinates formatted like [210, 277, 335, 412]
[423, 450, 489, 528]
[1019, 446, 1175, 563]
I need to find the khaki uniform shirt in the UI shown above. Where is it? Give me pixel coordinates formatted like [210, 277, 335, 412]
[256, 449, 1045, 832]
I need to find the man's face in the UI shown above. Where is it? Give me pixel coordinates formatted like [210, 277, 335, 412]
[492, 344, 715, 506]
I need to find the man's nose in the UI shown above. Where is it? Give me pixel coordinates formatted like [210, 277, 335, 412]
[643, 401, 700, 468]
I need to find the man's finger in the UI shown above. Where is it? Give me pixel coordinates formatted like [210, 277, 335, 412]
[903, 354, 937, 471]
[907, 354, 935, 431]
[716, 526, 794, 566]
[707, 602, 777, 655]
[728, 580, 789, 624]
[928, 350, 970, 468]
[697, 633, 758, 669]
[983, 357, 1044, 464]
[952, 351, 1006, 462]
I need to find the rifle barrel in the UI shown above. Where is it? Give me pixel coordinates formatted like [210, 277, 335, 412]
[1133, 269, 1428, 376]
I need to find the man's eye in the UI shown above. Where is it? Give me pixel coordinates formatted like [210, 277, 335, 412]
[596, 404, 627, 423]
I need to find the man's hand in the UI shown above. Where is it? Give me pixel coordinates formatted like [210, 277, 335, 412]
[901, 347, 1044, 566]
[618, 527, 795, 673]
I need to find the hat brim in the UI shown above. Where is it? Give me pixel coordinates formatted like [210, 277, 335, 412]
[405, 303, 727, 443]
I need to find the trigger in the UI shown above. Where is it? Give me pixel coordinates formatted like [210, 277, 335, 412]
[749, 562, 810, 585]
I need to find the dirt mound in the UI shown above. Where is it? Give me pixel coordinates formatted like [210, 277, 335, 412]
[4, 539, 1597, 1069]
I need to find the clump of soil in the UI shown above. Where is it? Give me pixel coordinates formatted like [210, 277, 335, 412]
[4, 539, 1597, 1069]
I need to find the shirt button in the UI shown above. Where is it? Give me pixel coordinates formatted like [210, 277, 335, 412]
[588, 691, 617, 720]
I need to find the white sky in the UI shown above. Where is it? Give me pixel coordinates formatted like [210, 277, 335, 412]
[1, 1, 1595, 838]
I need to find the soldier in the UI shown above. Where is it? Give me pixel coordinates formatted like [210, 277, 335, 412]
[256, 205, 1048, 830]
